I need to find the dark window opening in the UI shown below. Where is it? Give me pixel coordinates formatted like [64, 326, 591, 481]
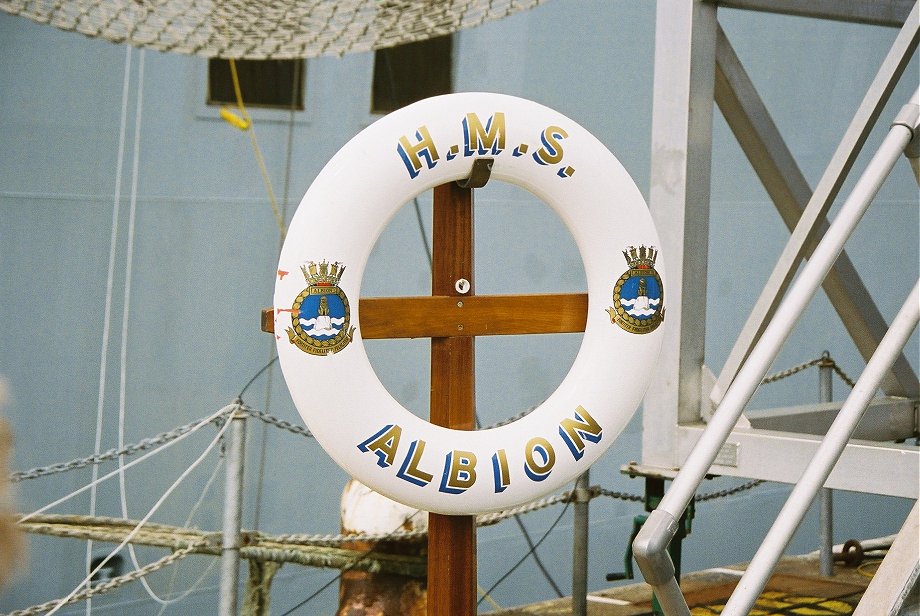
[372, 35, 453, 114]
[207, 58, 305, 111]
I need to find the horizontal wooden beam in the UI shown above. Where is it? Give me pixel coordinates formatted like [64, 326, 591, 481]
[262, 293, 588, 338]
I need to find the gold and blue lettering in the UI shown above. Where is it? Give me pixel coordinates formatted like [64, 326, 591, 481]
[463, 112, 506, 157]
[397, 126, 440, 179]
[532, 125, 568, 166]
[357, 424, 402, 468]
[559, 405, 603, 461]
[396, 439, 434, 487]
[491, 449, 510, 493]
[523, 437, 556, 482]
[439, 450, 478, 494]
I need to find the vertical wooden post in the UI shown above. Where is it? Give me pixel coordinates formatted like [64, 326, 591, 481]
[427, 181, 476, 616]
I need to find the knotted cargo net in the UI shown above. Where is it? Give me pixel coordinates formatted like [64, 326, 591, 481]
[0, 0, 546, 58]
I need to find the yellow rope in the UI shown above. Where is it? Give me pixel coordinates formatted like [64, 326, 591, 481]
[225, 59, 287, 240]
[856, 559, 883, 578]
[477, 583, 502, 610]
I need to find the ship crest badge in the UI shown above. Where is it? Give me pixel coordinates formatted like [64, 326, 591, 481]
[286, 260, 356, 356]
[607, 245, 665, 335]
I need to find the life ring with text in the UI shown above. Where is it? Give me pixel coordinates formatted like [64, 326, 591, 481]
[274, 92, 665, 515]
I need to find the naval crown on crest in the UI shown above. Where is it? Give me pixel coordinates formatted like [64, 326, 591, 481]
[302, 260, 346, 286]
[622, 245, 657, 269]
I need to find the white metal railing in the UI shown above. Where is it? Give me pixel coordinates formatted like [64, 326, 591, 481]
[632, 86, 920, 616]
[723, 280, 919, 614]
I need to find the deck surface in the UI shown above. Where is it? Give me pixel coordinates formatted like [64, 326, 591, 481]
[488, 552, 916, 615]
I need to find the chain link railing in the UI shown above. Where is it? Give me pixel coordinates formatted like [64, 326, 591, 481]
[10, 353, 854, 486]
[9, 409, 235, 483]
[760, 351, 856, 387]
[4, 353, 859, 615]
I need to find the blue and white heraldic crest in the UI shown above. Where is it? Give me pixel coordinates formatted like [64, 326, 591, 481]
[286, 260, 356, 356]
[607, 245, 665, 335]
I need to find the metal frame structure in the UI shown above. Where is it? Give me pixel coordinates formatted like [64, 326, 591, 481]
[639, 0, 919, 498]
[633, 1, 919, 613]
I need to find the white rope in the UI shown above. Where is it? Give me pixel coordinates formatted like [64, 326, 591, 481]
[44, 412, 232, 616]
[153, 555, 219, 610]
[251, 55, 300, 534]
[110, 47, 177, 608]
[3, 546, 202, 616]
[86, 43, 133, 616]
[117, 47, 145, 521]
[153, 457, 225, 615]
[18, 404, 233, 524]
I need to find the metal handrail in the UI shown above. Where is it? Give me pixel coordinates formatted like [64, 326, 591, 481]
[723, 280, 918, 614]
[632, 87, 920, 616]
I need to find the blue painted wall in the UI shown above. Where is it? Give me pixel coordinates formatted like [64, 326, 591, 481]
[1, 2, 917, 614]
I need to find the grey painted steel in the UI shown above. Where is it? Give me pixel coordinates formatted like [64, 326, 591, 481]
[643, 0, 718, 468]
[712, 3, 920, 405]
[818, 362, 833, 578]
[722, 280, 919, 615]
[219, 411, 247, 616]
[633, 509, 679, 585]
[712, 24, 919, 402]
[571, 470, 590, 616]
[745, 397, 916, 441]
[713, 0, 914, 27]
[635, 97, 919, 616]
[633, 508, 689, 616]
[819, 489, 833, 576]
[675, 426, 918, 497]
[852, 501, 920, 616]
[665, 100, 918, 520]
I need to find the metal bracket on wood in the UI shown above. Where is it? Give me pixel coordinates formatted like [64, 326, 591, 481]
[456, 158, 494, 189]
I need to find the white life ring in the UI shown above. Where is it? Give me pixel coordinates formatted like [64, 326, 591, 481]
[274, 92, 665, 515]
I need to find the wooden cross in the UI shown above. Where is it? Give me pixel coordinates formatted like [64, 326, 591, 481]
[263, 167, 588, 615]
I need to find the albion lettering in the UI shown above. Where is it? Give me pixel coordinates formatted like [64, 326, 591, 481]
[559, 406, 603, 460]
[355, 406, 602, 495]
[357, 424, 401, 467]
[396, 111, 573, 180]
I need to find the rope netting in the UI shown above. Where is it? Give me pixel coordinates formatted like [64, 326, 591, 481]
[0, 0, 547, 59]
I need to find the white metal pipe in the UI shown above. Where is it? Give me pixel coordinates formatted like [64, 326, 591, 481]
[808, 535, 897, 556]
[219, 409, 247, 616]
[654, 576, 692, 616]
[571, 470, 590, 616]
[818, 361, 834, 577]
[656, 105, 917, 521]
[723, 279, 919, 615]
